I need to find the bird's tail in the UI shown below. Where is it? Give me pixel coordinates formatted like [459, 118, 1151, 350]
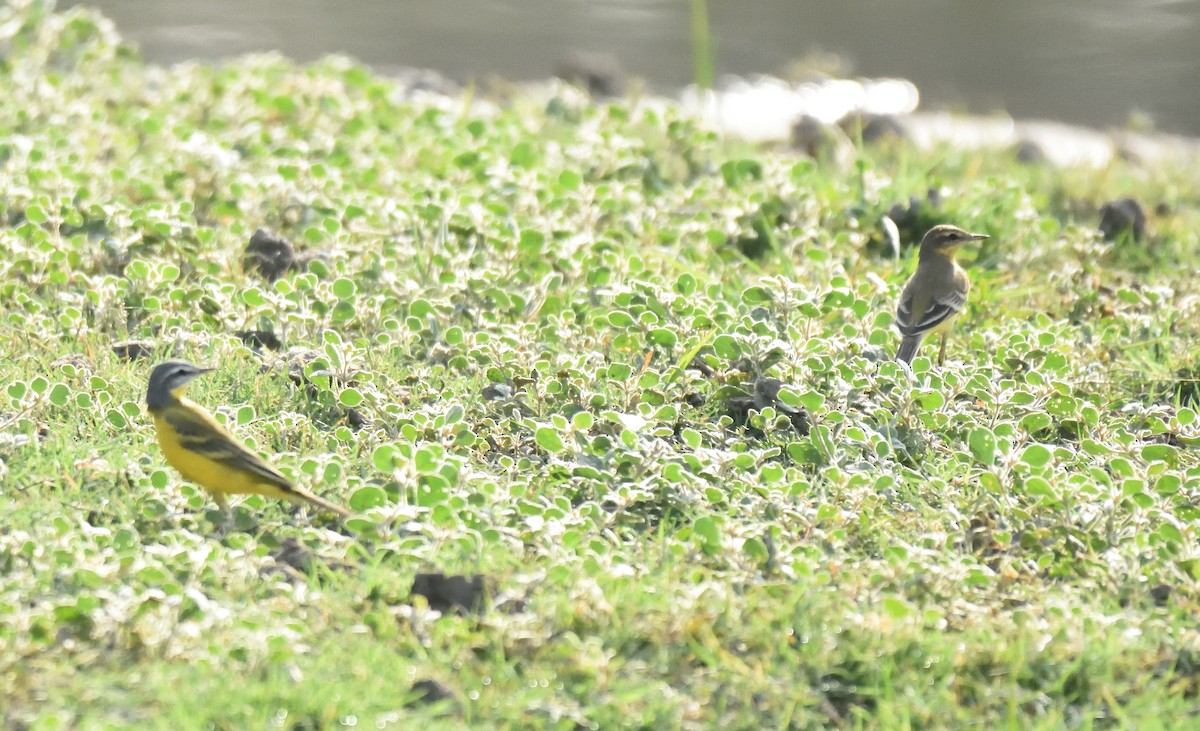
[289, 487, 354, 518]
[896, 335, 923, 364]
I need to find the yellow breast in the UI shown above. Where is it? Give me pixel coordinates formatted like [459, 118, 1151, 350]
[153, 411, 282, 498]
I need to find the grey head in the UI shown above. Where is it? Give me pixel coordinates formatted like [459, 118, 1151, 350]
[919, 224, 988, 258]
[145, 360, 214, 410]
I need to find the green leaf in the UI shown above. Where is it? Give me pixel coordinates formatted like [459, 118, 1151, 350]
[331, 301, 356, 324]
[653, 404, 677, 422]
[510, 142, 537, 168]
[349, 486, 388, 511]
[48, 383, 70, 407]
[720, 158, 763, 186]
[571, 411, 594, 431]
[742, 286, 773, 304]
[242, 287, 267, 306]
[339, 388, 363, 408]
[968, 428, 996, 466]
[1155, 474, 1181, 495]
[1023, 476, 1057, 498]
[1045, 394, 1077, 417]
[332, 277, 357, 299]
[760, 463, 784, 483]
[1109, 457, 1134, 477]
[675, 273, 697, 296]
[125, 260, 150, 281]
[535, 426, 565, 453]
[1008, 390, 1036, 405]
[410, 298, 433, 318]
[793, 390, 824, 412]
[743, 537, 768, 563]
[413, 446, 439, 474]
[1021, 444, 1052, 469]
[607, 310, 635, 328]
[607, 363, 632, 381]
[1021, 412, 1053, 433]
[648, 328, 677, 348]
[556, 169, 581, 191]
[713, 335, 741, 360]
[917, 390, 944, 410]
[693, 516, 722, 555]
[236, 405, 255, 425]
[882, 597, 913, 620]
[1141, 444, 1178, 465]
[518, 230, 545, 255]
[372, 445, 396, 473]
[810, 425, 836, 462]
[1156, 522, 1183, 546]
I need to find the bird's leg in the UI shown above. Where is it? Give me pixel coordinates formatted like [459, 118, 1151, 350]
[213, 493, 233, 536]
[938, 332, 948, 366]
[220, 508, 236, 537]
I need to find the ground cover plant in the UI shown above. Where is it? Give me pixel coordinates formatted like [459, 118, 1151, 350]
[2, 4, 1200, 729]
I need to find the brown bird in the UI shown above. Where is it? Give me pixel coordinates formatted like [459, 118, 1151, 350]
[895, 224, 988, 365]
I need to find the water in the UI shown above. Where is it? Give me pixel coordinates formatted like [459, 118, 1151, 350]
[62, 0, 1200, 135]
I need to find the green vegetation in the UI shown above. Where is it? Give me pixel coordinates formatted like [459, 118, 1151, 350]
[3, 4, 1200, 729]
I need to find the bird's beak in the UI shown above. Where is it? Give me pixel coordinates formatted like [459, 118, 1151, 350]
[178, 367, 216, 390]
[965, 232, 989, 241]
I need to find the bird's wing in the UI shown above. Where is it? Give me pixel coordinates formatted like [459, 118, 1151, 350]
[163, 403, 293, 490]
[896, 285, 968, 337]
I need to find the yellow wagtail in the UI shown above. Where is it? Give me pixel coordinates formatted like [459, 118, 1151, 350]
[895, 224, 988, 365]
[145, 360, 352, 521]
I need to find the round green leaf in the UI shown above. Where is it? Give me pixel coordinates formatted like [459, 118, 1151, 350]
[372, 445, 396, 473]
[713, 335, 741, 360]
[339, 387, 364, 407]
[968, 428, 997, 466]
[535, 426, 565, 453]
[1021, 444, 1052, 469]
[332, 277, 357, 299]
[349, 485, 388, 511]
[917, 390, 944, 410]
